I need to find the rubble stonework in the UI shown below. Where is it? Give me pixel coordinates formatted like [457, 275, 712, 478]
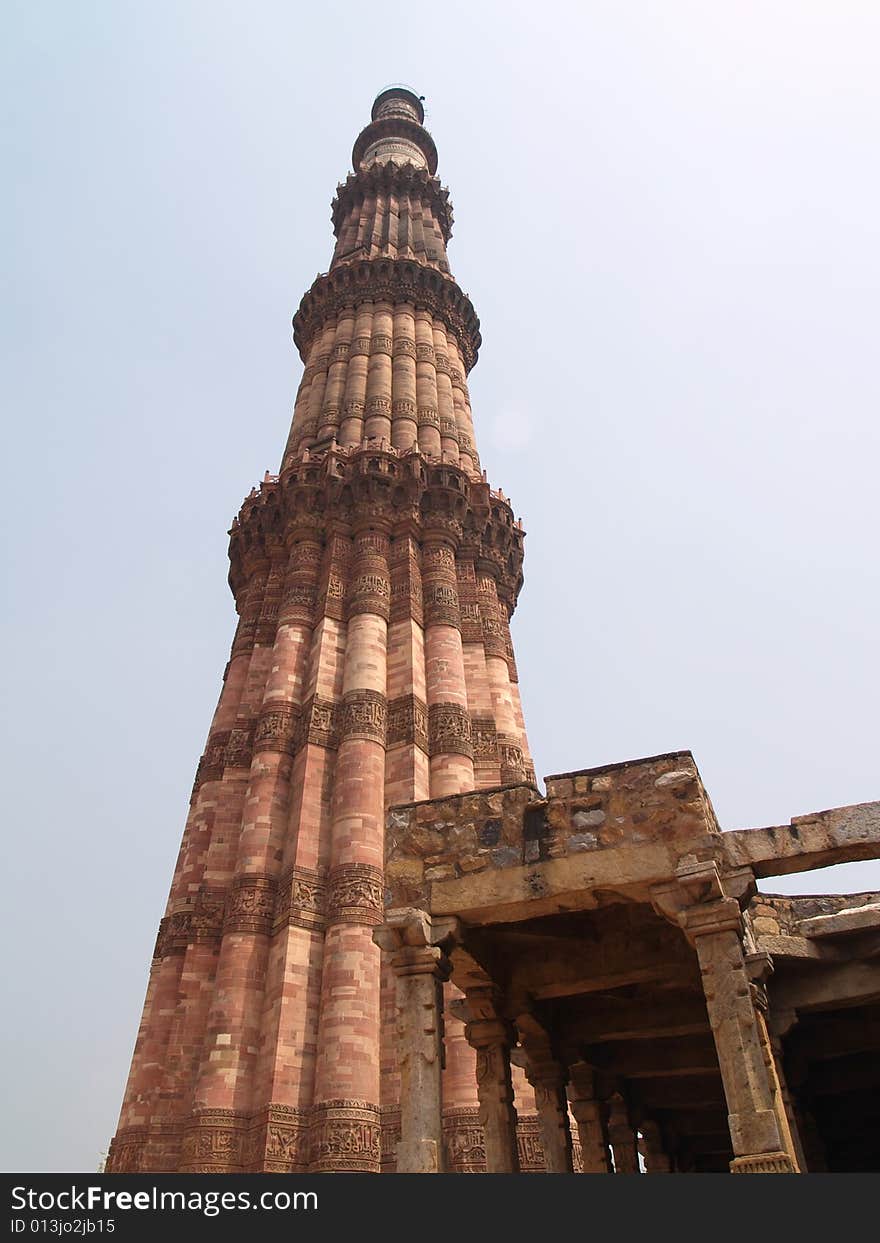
[109, 88, 879, 1175]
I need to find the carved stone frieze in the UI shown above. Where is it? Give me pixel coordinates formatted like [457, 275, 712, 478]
[224, 874, 277, 936]
[442, 1107, 487, 1174]
[154, 888, 225, 958]
[225, 723, 255, 770]
[293, 258, 481, 374]
[249, 1105, 312, 1173]
[387, 694, 429, 753]
[302, 696, 341, 750]
[274, 864, 327, 932]
[380, 1107, 402, 1173]
[428, 702, 473, 759]
[309, 1100, 381, 1173]
[517, 1116, 546, 1173]
[193, 729, 230, 791]
[498, 735, 526, 782]
[327, 863, 385, 926]
[339, 688, 387, 745]
[180, 1110, 246, 1173]
[254, 703, 301, 756]
[471, 716, 499, 760]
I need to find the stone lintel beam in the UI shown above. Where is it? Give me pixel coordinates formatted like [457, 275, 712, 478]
[723, 801, 880, 879]
[372, 908, 459, 1173]
[770, 961, 880, 1013]
[785, 1013, 880, 1062]
[555, 993, 711, 1045]
[633, 1079, 727, 1112]
[801, 1052, 880, 1096]
[427, 845, 714, 926]
[797, 903, 880, 938]
[582, 1036, 721, 1080]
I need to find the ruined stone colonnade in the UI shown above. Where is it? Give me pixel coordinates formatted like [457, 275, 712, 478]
[377, 756, 880, 1174]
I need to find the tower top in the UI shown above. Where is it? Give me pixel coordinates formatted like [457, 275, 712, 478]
[352, 85, 437, 174]
[371, 85, 425, 125]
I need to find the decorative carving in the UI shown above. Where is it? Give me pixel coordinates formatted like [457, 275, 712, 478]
[389, 536, 423, 625]
[180, 1111, 245, 1173]
[105, 1127, 147, 1174]
[225, 875, 276, 935]
[418, 405, 440, 428]
[225, 724, 255, 769]
[279, 582, 317, 627]
[443, 1107, 487, 1174]
[254, 703, 301, 755]
[387, 694, 429, 753]
[730, 1152, 797, 1174]
[471, 716, 499, 760]
[193, 729, 230, 791]
[380, 1107, 402, 1173]
[517, 1116, 546, 1173]
[274, 865, 327, 932]
[293, 258, 481, 374]
[499, 736, 526, 782]
[327, 863, 384, 926]
[302, 696, 341, 750]
[428, 702, 473, 758]
[309, 1100, 381, 1173]
[364, 396, 392, 418]
[263, 1105, 311, 1173]
[154, 888, 225, 957]
[339, 688, 387, 745]
[349, 531, 390, 619]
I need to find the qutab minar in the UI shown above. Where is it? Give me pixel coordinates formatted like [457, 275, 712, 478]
[109, 88, 880, 1176]
[108, 86, 540, 1174]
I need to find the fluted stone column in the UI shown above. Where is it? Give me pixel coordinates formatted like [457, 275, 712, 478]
[310, 526, 389, 1172]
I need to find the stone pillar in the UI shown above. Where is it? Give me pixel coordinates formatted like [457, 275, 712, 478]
[767, 1010, 809, 1173]
[654, 864, 796, 1174]
[567, 1063, 612, 1173]
[516, 1013, 574, 1173]
[463, 988, 520, 1173]
[372, 909, 458, 1173]
[640, 1121, 673, 1173]
[607, 1093, 640, 1174]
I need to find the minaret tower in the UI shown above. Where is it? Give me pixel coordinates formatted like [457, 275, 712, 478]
[108, 87, 534, 1174]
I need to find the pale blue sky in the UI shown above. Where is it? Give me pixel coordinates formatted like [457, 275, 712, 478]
[2, 1, 878, 1171]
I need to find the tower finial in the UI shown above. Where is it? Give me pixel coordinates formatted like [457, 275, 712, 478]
[352, 85, 437, 173]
